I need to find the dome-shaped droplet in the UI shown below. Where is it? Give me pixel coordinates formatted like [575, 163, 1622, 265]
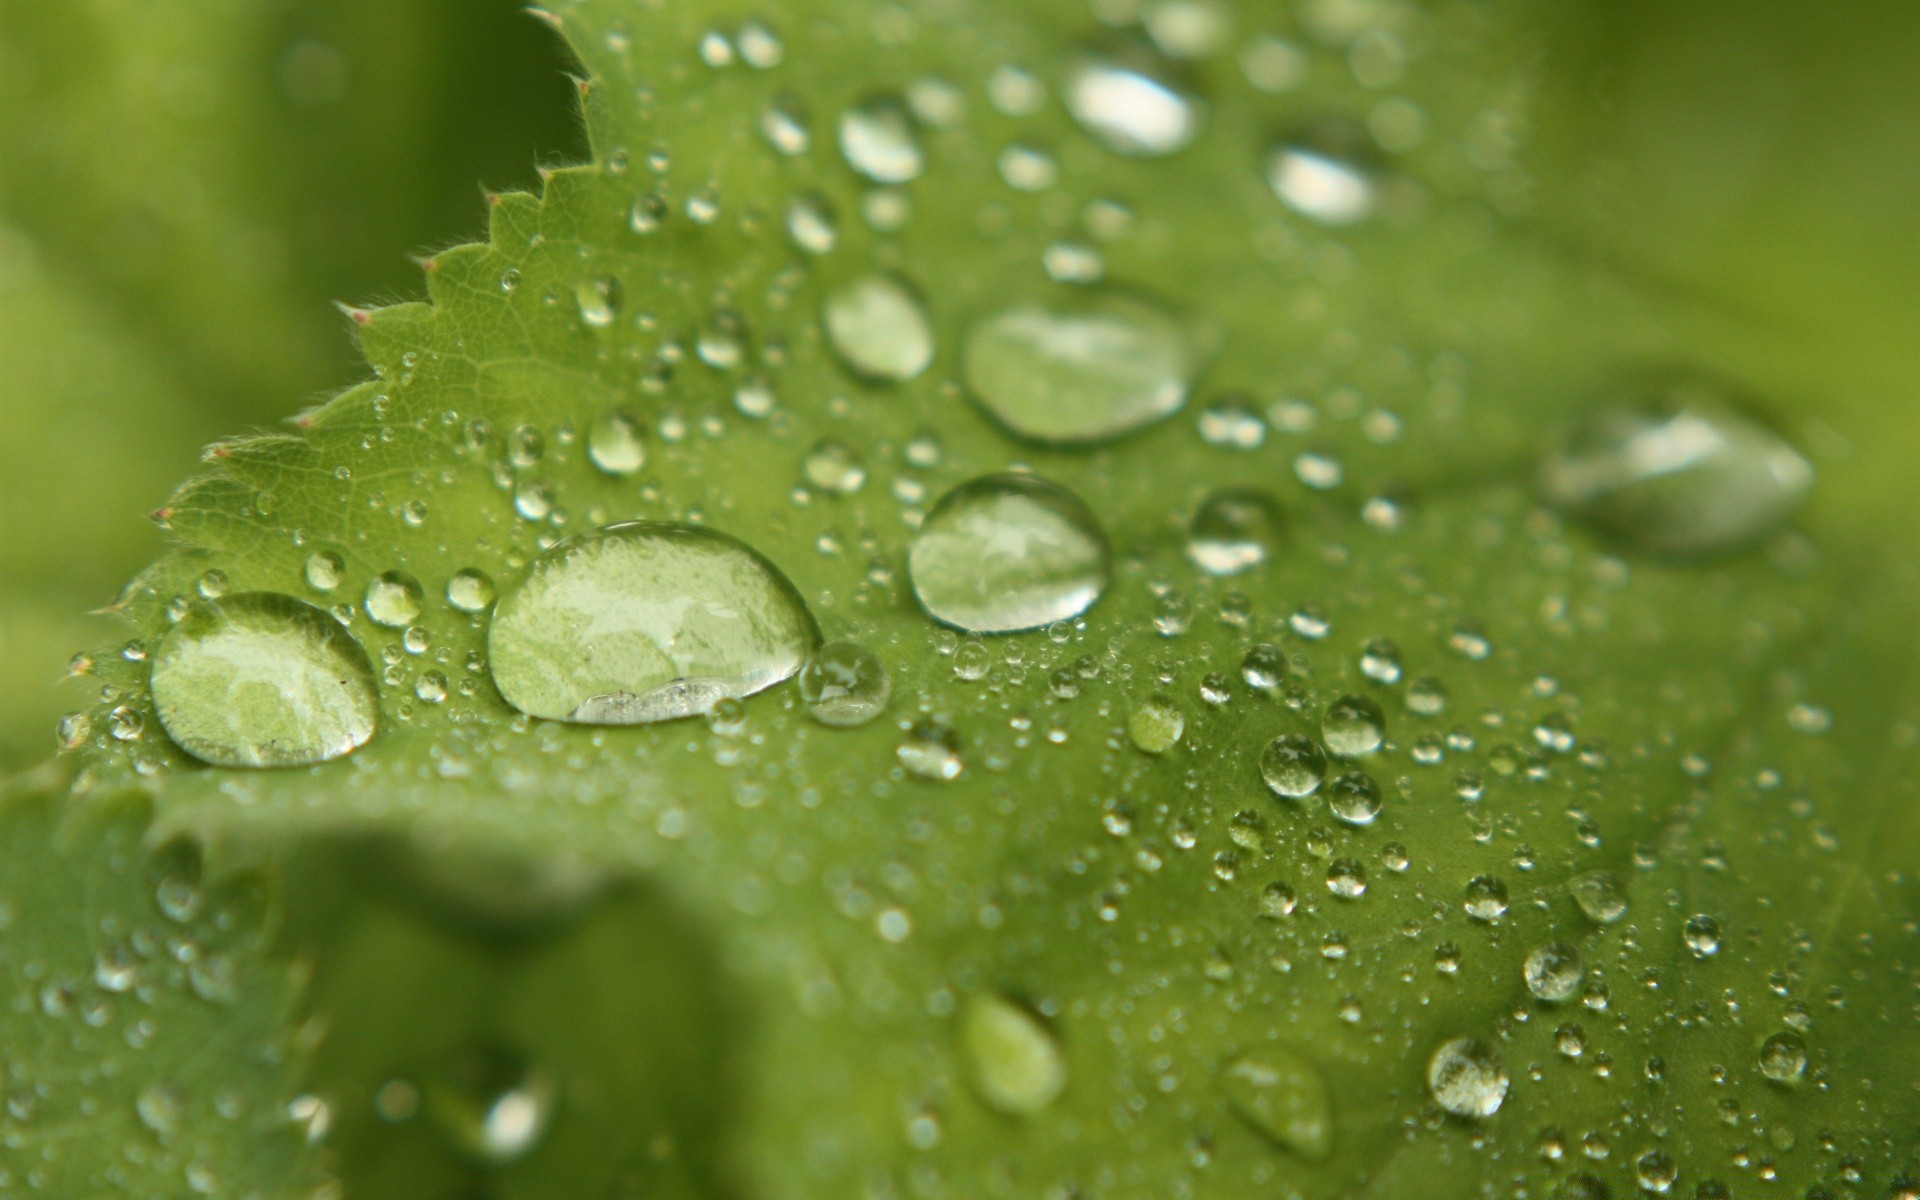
[908, 474, 1110, 634]
[1427, 1037, 1507, 1118]
[960, 993, 1067, 1115]
[1064, 60, 1199, 157]
[962, 294, 1199, 445]
[1463, 874, 1509, 921]
[487, 522, 819, 725]
[802, 440, 868, 495]
[1321, 694, 1385, 757]
[1130, 694, 1185, 754]
[1260, 733, 1326, 798]
[1326, 771, 1381, 826]
[149, 593, 378, 768]
[824, 274, 934, 382]
[898, 718, 964, 780]
[365, 571, 424, 628]
[1523, 939, 1586, 1002]
[1539, 374, 1813, 557]
[586, 408, 646, 476]
[798, 640, 890, 727]
[446, 568, 497, 614]
[1221, 1047, 1332, 1160]
[839, 95, 923, 183]
[1757, 1031, 1808, 1085]
[1570, 869, 1628, 924]
[1187, 490, 1282, 575]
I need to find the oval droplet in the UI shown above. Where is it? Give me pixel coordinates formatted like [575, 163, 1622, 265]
[365, 570, 424, 629]
[961, 294, 1200, 445]
[897, 718, 964, 781]
[960, 993, 1067, 1115]
[487, 522, 819, 725]
[149, 593, 378, 768]
[1570, 869, 1629, 924]
[1260, 733, 1326, 799]
[824, 274, 934, 382]
[797, 640, 891, 727]
[1326, 771, 1381, 826]
[908, 474, 1110, 634]
[1220, 1047, 1333, 1160]
[1187, 489, 1282, 575]
[1064, 60, 1199, 157]
[839, 95, 923, 183]
[1427, 1037, 1507, 1118]
[1539, 374, 1813, 557]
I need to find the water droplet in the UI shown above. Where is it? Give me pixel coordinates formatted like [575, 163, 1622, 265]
[1242, 644, 1286, 692]
[898, 718, 963, 780]
[1757, 1031, 1808, 1084]
[1064, 60, 1199, 157]
[575, 274, 623, 328]
[839, 95, 923, 183]
[1427, 1037, 1507, 1118]
[761, 95, 811, 155]
[1130, 695, 1185, 754]
[1186, 490, 1282, 575]
[803, 440, 868, 494]
[1539, 374, 1814, 557]
[1261, 734, 1326, 798]
[1326, 771, 1381, 826]
[1683, 913, 1722, 958]
[365, 571, 424, 628]
[786, 192, 838, 255]
[1220, 1047, 1332, 1160]
[962, 295, 1199, 445]
[1463, 874, 1509, 921]
[136, 1080, 184, 1135]
[1321, 694, 1385, 757]
[1570, 870, 1628, 924]
[487, 521, 818, 724]
[909, 474, 1110, 634]
[430, 1043, 555, 1164]
[1325, 858, 1367, 898]
[304, 551, 345, 592]
[1359, 638, 1402, 684]
[824, 274, 934, 382]
[586, 409, 646, 476]
[447, 568, 497, 613]
[960, 993, 1066, 1114]
[1269, 135, 1375, 226]
[798, 640, 890, 727]
[149, 593, 379, 768]
[1523, 940, 1586, 1002]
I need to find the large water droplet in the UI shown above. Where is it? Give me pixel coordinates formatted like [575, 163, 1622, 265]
[839, 95, 923, 183]
[487, 522, 819, 724]
[149, 593, 379, 768]
[908, 474, 1110, 633]
[1539, 374, 1813, 557]
[430, 1043, 555, 1164]
[1326, 771, 1381, 826]
[1220, 1047, 1333, 1160]
[1427, 1037, 1507, 1117]
[1187, 490, 1282, 575]
[797, 640, 890, 727]
[960, 993, 1067, 1115]
[1064, 60, 1199, 157]
[824, 274, 934, 382]
[961, 295, 1199, 445]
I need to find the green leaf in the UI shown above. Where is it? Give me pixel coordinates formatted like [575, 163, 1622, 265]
[32, 0, 1920, 1196]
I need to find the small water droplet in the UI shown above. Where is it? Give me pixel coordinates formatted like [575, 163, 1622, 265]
[1325, 857, 1367, 897]
[487, 522, 818, 724]
[1427, 1037, 1507, 1117]
[447, 568, 497, 613]
[149, 593, 379, 768]
[1187, 490, 1282, 575]
[839, 95, 923, 183]
[1463, 874, 1509, 921]
[1261, 734, 1327, 798]
[1326, 771, 1381, 826]
[909, 474, 1110, 634]
[586, 409, 647, 476]
[960, 993, 1067, 1114]
[1683, 913, 1722, 958]
[786, 193, 838, 254]
[1321, 694, 1385, 757]
[824, 274, 934, 382]
[1130, 695, 1185, 754]
[803, 440, 868, 494]
[304, 551, 345, 592]
[1523, 940, 1586, 1002]
[575, 274, 623, 328]
[898, 718, 964, 780]
[1570, 870, 1628, 924]
[136, 1080, 185, 1135]
[1064, 60, 1199, 157]
[1220, 1047, 1332, 1160]
[365, 571, 424, 628]
[1757, 1031, 1808, 1085]
[962, 294, 1200, 445]
[1269, 135, 1375, 226]
[798, 641, 890, 727]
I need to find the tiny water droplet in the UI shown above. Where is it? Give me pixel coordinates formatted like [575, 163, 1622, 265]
[824, 274, 934, 382]
[960, 993, 1067, 1114]
[1220, 1047, 1333, 1160]
[430, 1043, 555, 1165]
[798, 640, 890, 727]
[1427, 1037, 1507, 1117]
[909, 474, 1110, 634]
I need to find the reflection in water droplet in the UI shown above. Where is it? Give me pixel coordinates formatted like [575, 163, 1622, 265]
[798, 640, 890, 727]
[304, 551, 345, 592]
[1427, 1037, 1507, 1117]
[839, 95, 923, 183]
[962, 295, 1199, 445]
[150, 593, 379, 768]
[365, 571, 424, 628]
[1269, 143, 1375, 226]
[960, 993, 1067, 1114]
[1463, 874, 1509, 921]
[430, 1043, 556, 1165]
[1523, 939, 1586, 1002]
[1539, 375, 1813, 557]
[909, 474, 1110, 634]
[1221, 1047, 1332, 1160]
[136, 1080, 184, 1135]
[487, 522, 818, 725]
[1260, 734, 1326, 798]
[586, 409, 646, 476]
[1130, 694, 1185, 754]
[1326, 772, 1381, 826]
[1187, 490, 1282, 575]
[824, 274, 934, 382]
[1321, 694, 1385, 757]
[1683, 913, 1722, 958]
[787, 192, 838, 255]
[1065, 60, 1198, 157]
[1757, 1031, 1808, 1084]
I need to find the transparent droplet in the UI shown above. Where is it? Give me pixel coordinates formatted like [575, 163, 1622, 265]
[1130, 695, 1185, 754]
[803, 440, 868, 495]
[487, 521, 818, 724]
[1570, 870, 1628, 924]
[1186, 490, 1282, 575]
[1260, 734, 1326, 798]
[1269, 140, 1375, 226]
[761, 95, 810, 155]
[1463, 874, 1509, 921]
[447, 568, 497, 614]
[149, 593, 379, 768]
[798, 640, 890, 727]
[1326, 771, 1381, 826]
[824, 274, 934, 382]
[962, 294, 1200, 445]
[586, 409, 647, 476]
[429, 1043, 555, 1165]
[908, 474, 1110, 634]
[1427, 1037, 1507, 1118]
[365, 571, 424, 628]
[1523, 940, 1586, 1002]
[898, 718, 963, 781]
[136, 1080, 185, 1135]
[1321, 694, 1385, 757]
[1220, 1047, 1332, 1160]
[960, 993, 1066, 1114]
[1683, 913, 1722, 958]
[1539, 374, 1814, 557]
[1242, 644, 1286, 692]
[1064, 60, 1198, 157]
[1325, 858, 1367, 898]
[304, 551, 345, 593]
[1359, 638, 1401, 684]
[1757, 1031, 1808, 1085]
[839, 95, 923, 183]
[575, 274, 623, 328]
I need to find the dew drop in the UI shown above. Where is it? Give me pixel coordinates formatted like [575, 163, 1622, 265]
[1326, 771, 1382, 826]
[798, 640, 890, 727]
[1220, 1047, 1332, 1160]
[586, 409, 647, 477]
[908, 474, 1110, 634]
[1064, 60, 1199, 157]
[1269, 141, 1375, 226]
[1186, 490, 1282, 575]
[365, 571, 424, 628]
[1427, 1037, 1507, 1118]
[824, 274, 934, 382]
[304, 551, 345, 593]
[803, 440, 868, 495]
[1683, 913, 1722, 958]
[1325, 858, 1367, 898]
[136, 1080, 184, 1135]
[149, 593, 379, 768]
[1260, 734, 1326, 798]
[898, 718, 964, 781]
[962, 294, 1200, 445]
[960, 993, 1067, 1115]
[487, 521, 818, 725]
[1321, 694, 1385, 757]
[839, 95, 923, 183]
[1570, 870, 1629, 924]
[430, 1043, 555, 1165]
[1130, 694, 1185, 754]
[1523, 939, 1586, 1002]
[1757, 1031, 1808, 1085]
[1463, 874, 1509, 921]
[446, 568, 497, 614]
[575, 274, 623, 328]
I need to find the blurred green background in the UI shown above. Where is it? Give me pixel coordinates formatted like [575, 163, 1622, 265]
[0, 0, 1914, 771]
